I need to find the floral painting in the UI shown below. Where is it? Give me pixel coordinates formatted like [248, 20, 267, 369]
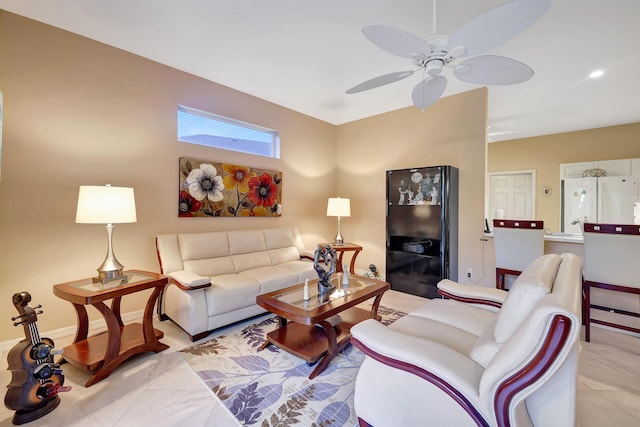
[179, 157, 282, 217]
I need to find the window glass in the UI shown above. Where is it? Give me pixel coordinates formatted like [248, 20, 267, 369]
[177, 105, 279, 158]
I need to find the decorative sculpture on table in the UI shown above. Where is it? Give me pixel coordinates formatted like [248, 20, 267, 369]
[313, 245, 337, 293]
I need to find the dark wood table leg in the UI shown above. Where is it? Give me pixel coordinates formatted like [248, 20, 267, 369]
[71, 303, 89, 343]
[111, 296, 125, 328]
[370, 293, 383, 320]
[142, 287, 163, 344]
[85, 301, 123, 386]
[349, 248, 361, 275]
[309, 320, 340, 380]
[258, 316, 287, 352]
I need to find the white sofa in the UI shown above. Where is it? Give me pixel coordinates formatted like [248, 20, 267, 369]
[156, 227, 317, 341]
[351, 253, 582, 427]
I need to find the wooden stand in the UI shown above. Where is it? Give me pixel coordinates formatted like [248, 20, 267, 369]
[53, 270, 169, 387]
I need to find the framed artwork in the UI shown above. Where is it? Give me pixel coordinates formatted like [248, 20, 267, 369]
[178, 157, 282, 217]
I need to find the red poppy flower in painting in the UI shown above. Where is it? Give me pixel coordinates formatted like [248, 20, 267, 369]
[247, 173, 278, 207]
[178, 191, 203, 217]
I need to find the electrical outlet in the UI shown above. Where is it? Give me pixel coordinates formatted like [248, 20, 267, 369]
[466, 268, 472, 278]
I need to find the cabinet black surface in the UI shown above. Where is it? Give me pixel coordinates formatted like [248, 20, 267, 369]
[386, 166, 459, 299]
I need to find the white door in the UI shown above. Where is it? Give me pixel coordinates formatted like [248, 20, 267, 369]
[489, 172, 534, 221]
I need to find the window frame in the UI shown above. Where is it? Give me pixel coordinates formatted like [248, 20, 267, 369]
[177, 105, 280, 158]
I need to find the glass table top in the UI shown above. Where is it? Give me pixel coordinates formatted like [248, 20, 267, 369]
[273, 275, 380, 311]
[68, 271, 158, 293]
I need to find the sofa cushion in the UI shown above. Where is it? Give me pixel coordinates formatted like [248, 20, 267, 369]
[409, 299, 496, 337]
[178, 231, 229, 260]
[469, 318, 501, 368]
[239, 266, 298, 294]
[390, 314, 478, 356]
[494, 254, 561, 344]
[277, 260, 317, 283]
[232, 251, 272, 272]
[205, 274, 261, 316]
[183, 257, 235, 277]
[228, 230, 266, 254]
[268, 246, 301, 264]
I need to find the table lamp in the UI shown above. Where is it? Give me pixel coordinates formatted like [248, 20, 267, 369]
[75, 185, 137, 283]
[326, 197, 350, 245]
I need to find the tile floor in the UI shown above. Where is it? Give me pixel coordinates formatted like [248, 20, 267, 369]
[1, 290, 639, 427]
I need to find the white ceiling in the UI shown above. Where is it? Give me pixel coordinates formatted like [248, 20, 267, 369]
[2, 0, 640, 141]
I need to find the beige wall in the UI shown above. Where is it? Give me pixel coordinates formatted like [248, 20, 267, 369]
[0, 11, 489, 342]
[488, 122, 640, 231]
[336, 88, 489, 287]
[0, 12, 337, 341]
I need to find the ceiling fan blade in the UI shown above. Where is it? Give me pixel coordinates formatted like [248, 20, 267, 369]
[447, 0, 550, 57]
[411, 75, 447, 109]
[362, 25, 432, 59]
[346, 70, 415, 94]
[453, 55, 533, 85]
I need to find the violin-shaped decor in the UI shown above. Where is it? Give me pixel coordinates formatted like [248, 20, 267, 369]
[4, 292, 71, 425]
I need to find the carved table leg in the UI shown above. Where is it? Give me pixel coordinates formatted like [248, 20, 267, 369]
[309, 320, 340, 380]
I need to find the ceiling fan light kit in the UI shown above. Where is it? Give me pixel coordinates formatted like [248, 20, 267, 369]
[347, 0, 551, 109]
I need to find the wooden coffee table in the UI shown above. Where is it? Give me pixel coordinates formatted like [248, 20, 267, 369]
[256, 274, 389, 379]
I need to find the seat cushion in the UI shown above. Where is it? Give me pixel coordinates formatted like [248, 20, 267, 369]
[494, 254, 561, 343]
[469, 318, 501, 368]
[239, 266, 299, 294]
[205, 274, 261, 316]
[390, 314, 479, 356]
[409, 299, 496, 337]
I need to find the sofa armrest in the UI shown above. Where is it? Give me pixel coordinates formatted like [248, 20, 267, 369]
[351, 319, 483, 399]
[167, 270, 211, 290]
[437, 279, 507, 308]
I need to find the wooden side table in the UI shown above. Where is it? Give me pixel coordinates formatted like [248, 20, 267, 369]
[318, 242, 362, 273]
[53, 270, 169, 387]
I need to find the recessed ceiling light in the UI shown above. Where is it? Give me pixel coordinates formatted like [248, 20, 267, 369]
[589, 70, 604, 78]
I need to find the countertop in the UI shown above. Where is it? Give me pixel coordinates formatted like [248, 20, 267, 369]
[483, 232, 584, 244]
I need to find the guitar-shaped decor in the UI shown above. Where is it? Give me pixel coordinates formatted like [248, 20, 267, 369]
[5, 292, 71, 425]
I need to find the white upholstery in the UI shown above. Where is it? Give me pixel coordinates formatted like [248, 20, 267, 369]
[582, 224, 640, 341]
[493, 220, 545, 290]
[584, 232, 640, 287]
[351, 253, 582, 427]
[494, 254, 560, 343]
[494, 226, 545, 272]
[156, 227, 316, 340]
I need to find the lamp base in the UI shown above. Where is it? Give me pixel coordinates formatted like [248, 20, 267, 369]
[92, 271, 128, 286]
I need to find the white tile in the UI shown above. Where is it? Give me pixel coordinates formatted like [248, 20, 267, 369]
[114, 389, 214, 426]
[576, 390, 640, 427]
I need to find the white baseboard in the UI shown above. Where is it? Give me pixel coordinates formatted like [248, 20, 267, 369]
[1, 309, 145, 353]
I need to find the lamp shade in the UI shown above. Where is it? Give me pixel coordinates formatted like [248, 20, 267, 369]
[326, 197, 351, 217]
[76, 185, 137, 224]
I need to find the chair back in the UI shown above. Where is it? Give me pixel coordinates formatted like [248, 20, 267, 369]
[493, 219, 545, 271]
[583, 223, 640, 287]
[582, 223, 640, 341]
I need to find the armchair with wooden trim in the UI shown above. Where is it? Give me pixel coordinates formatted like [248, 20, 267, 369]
[351, 253, 582, 427]
[583, 223, 640, 342]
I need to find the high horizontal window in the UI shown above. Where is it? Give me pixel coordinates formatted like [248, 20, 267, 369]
[177, 105, 280, 158]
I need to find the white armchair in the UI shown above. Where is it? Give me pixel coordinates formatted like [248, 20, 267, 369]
[351, 253, 581, 427]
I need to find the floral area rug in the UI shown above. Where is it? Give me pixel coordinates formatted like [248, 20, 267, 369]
[179, 306, 406, 427]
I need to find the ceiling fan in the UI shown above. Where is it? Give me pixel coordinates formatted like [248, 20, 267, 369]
[346, 0, 551, 109]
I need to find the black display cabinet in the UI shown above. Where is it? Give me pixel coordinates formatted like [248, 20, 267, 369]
[386, 166, 459, 298]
